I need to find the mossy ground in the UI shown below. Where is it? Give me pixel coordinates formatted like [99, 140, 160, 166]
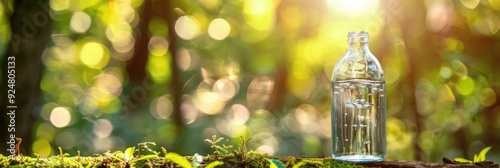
[0, 136, 362, 168]
[0, 153, 359, 168]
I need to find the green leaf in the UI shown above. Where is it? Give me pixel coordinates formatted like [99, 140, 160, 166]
[473, 154, 478, 163]
[292, 161, 306, 168]
[205, 161, 223, 168]
[268, 159, 286, 168]
[454, 157, 472, 163]
[166, 152, 192, 168]
[105, 151, 125, 163]
[477, 146, 492, 162]
[124, 147, 135, 162]
[130, 154, 159, 166]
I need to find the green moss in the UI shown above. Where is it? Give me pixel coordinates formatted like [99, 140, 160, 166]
[1, 153, 363, 167]
[0, 136, 364, 167]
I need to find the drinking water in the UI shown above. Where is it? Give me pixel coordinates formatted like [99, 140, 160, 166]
[331, 79, 386, 162]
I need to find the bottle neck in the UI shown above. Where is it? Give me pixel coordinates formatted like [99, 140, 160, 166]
[347, 40, 369, 54]
[346, 31, 370, 54]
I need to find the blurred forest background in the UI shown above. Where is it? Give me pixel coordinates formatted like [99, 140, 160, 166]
[1, 0, 500, 162]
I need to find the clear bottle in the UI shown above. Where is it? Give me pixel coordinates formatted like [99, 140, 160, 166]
[331, 31, 386, 162]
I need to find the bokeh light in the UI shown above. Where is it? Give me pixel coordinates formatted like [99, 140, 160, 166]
[150, 95, 173, 119]
[208, 18, 231, 40]
[70, 11, 92, 33]
[80, 42, 110, 69]
[147, 53, 171, 83]
[194, 91, 225, 115]
[49, 107, 72, 128]
[49, 0, 70, 11]
[32, 139, 52, 157]
[148, 36, 169, 57]
[175, 15, 200, 40]
[106, 21, 133, 46]
[93, 119, 113, 138]
[226, 104, 250, 125]
[213, 78, 238, 100]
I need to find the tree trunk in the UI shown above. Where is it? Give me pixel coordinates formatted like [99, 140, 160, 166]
[0, 0, 52, 155]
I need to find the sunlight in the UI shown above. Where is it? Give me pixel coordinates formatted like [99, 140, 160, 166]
[175, 15, 200, 40]
[50, 107, 71, 128]
[208, 18, 231, 40]
[80, 42, 110, 69]
[326, 0, 380, 16]
[70, 11, 92, 33]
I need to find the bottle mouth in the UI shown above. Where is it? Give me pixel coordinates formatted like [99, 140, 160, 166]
[347, 31, 368, 43]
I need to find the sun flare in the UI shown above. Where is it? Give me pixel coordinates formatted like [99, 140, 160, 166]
[326, 0, 380, 16]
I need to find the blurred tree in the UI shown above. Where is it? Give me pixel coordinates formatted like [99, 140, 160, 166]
[0, 0, 52, 154]
[124, 0, 183, 128]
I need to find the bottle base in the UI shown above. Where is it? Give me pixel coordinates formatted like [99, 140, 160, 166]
[332, 155, 384, 163]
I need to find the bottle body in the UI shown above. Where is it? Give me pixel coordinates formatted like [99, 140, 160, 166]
[331, 31, 386, 162]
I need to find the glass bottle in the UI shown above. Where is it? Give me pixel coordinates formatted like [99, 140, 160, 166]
[331, 31, 386, 162]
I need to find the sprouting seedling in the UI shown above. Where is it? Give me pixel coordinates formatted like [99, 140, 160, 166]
[455, 146, 492, 163]
[236, 136, 251, 155]
[105, 145, 159, 167]
[205, 135, 229, 155]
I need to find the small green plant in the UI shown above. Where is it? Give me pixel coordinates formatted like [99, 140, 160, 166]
[104, 142, 160, 167]
[204, 135, 232, 155]
[454, 146, 492, 163]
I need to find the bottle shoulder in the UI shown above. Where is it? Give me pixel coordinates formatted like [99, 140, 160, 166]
[331, 52, 385, 81]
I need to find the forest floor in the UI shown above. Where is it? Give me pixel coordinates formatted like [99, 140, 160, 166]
[2, 136, 498, 167]
[2, 154, 499, 168]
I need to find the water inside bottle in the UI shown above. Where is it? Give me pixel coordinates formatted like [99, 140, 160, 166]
[331, 79, 386, 162]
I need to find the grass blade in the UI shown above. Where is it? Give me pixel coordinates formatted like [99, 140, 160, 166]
[477, 146, 492, 162]
[166, 152, 192, 168]
[454, 157, 472, 163]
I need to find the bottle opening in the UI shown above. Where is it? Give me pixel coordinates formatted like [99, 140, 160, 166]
[347, 31, 368, 43]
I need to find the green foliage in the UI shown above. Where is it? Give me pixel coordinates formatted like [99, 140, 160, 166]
[292, 161, 306, 168]
[131, 154, 159, 166]
[166, 153, 192, 168]
[138, 142, 159, 155]
[205, 135, 231, 155]
[455, 146, 492, 163]
[124, 146, 135, 162]
[202, 135, 324, 167]
[0, 137, 328, 167]
[205, 160, 224, 168]
[268, 159, 286, 168]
